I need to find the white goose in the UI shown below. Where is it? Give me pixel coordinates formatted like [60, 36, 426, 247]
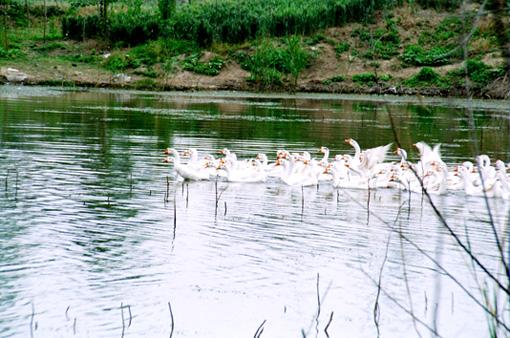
[280, 156, 318, 187]
[345, 138, 392, 173]
[164, 148, 210, 181]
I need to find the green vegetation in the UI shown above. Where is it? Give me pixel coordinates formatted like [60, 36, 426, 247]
[239, 36, 312, 89]
[169, 0, 391, 46]
[351, 18, 400, 60]
[322, 75, 346, 85]
[352, 72, 378, 84]
[0, 0, 507, 97]
[404, 66, 447, 87]
[183, 53, 225, 76]
[446, 59, 505, 89]
[335, 42, 350, 55]
[402, 44, 451, 66]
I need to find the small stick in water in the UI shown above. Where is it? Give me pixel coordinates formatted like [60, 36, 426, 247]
[120, 302, 125, 338]
[65, 305, 70, 321]
[126, 304, 132, 327]
[168, 301, 175, 338]
[224, 201, 227, 216]
[324, 311, 334, 338]
[253, 319, 266, 338]
[301, 185, 305, 216]
[173, 188, 177, 235]
[186, 183, 189, 208]
[165, 176, 170, 203]
[14, 168, 18, 201]
[215, 179, 219, 218]
[30, 302, 35, 338]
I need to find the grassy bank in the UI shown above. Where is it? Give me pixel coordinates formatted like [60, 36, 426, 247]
[0, 0, 508, 98]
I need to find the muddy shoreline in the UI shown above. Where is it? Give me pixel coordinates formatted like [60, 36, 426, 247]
[2, 75, 507, 100]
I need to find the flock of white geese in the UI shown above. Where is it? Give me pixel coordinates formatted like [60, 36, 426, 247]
[163, 138, 510, 199]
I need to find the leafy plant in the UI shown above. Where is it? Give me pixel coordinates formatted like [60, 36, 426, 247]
[241, 37, 312, 89]
[402, 44, 451, 66]
[404, 67, 447, 87]
[352, 72, 378, 85]
[322, 75, 345, 85]
[335, 42, 350, 56]
[183, 53, 225, 76]
[446, 59, 505, 88]
[0, 47, 23, 59]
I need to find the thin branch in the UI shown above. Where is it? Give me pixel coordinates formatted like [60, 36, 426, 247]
[374, 232, 392, 338]
[340, 187, 510, 332]
[387, 108, 510, 297]
[362, 269, 444, 338]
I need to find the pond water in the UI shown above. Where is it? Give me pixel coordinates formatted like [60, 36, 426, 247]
[0, 86, 509, 338]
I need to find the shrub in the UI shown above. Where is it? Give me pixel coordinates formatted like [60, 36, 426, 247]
[62, 15, 101, 41]
[446, 59, 505, 88]
[322, 75, 345, 84]
[404, 67, 447, 87]
[402, 44, 451, 66]
[352, 72, 378, 84]
[353, 18, 400, 60]
[103, 54, 140, 72]
[415, 0, 463, 10]
[335, 42, 350, 55]
[0, 47, 23, 59]
[62, 11, 160, 46]
[108, 11, 160, 46]
[241, 37, 312, 89]
[183, 54, 225, 76]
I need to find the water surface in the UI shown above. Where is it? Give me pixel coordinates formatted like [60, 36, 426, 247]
[0, 86, 509, 337]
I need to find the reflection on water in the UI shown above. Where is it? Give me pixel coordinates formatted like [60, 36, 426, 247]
[0, 86, 508, 337]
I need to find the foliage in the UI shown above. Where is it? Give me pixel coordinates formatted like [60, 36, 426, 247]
[158, 0, 176, 21]
[418, 15, 465, 46]
[108, 11, 160, 46]
[0, 46, 23, 59]
[352, 72, 378, 84]
[241, 37, 312, 89]
[61, 53, 100, 63]
[62, 11, 160, 46]
[446, 59, 505, 88]
[414, 0, 463, 10]
[322, 75, 345, 84]
[401, 44, 451, 66]
[286, 36, 309, 87]
[335, 42, 350, 55]
[168, 0, 393, 45]
[404, 67, 447, 87]
[352, 18, 400, 60]
[183, 53, 225, 76]
[103, 53, 140, 72]
[62, 15, 101, 41]
[33, 41, 67, 52]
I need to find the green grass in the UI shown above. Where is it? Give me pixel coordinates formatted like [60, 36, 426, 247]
[240, 36, 312, 89]
[183, 53, 225, 76]
[169, 0, 393, 45]
[404, 67, 448, 87]
[352, 72, 378, 85]
[322, 75, 345, 84]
